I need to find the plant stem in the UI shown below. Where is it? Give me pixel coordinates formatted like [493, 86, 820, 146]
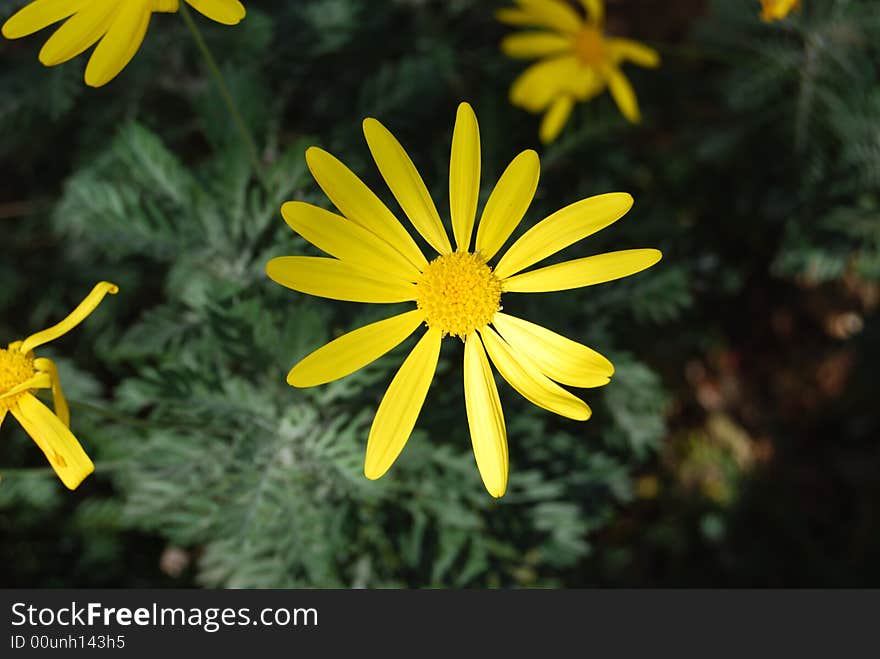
[179, 3, 266, 181]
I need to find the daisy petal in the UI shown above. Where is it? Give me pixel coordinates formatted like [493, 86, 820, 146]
[37, 0, 116, 67]
[510, 55, 581, 112]
[515, 0, 583, 34]
[85, 3, 152, 87]
[20, 282, 118, 354]
[503, 248, 663, 293]
[579, 0, 604, 26]
[494, 192, 634, 280]
[185, 0, 246, 25]
[288, 310, 425, 388]
[34, 357, 70, 427]
[495, 8, 537, 28]
[500, 31, 573, 59]
[481, 326, 590, 421]
[493, 312, 613, 387]
[606, 66, 641, 123]
[266, 257, 416, 304]
[464, 333, 508, 498]
[305, 147, 427, 271]
[363, 118, 452, 256]
[10, 394, 93, 490]
[1, 0, 88, 39]
[281, 202, 421, 282]
[540, 95, 574, 144]
[365, 328, 441, 480]
[608, 38, 661, 68]
[475, 149, 540, 261]
[450, 102, 481, 252]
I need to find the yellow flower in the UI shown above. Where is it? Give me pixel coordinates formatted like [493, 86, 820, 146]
[758, 0, 801, 22]
[497, 0, 660, 143]
[1, 0, 246, 87]
[0, 282, 118, 490]
[266, 102, 661, 497]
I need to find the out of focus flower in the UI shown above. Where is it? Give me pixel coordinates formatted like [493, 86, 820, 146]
[497, 0, 660, 143]
[266, 102, 661, 497]
[0, 282, 118, 490]
[758, 0, 801, 22]
[1, 0, 246, 87]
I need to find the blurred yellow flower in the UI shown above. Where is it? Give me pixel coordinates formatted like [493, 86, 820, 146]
[1, 0, 246, 87]
[758, 0, 801, 22]
[266, 102, 661, 497]
[497, 0, 660, 143]
[0, 282, 117, 490]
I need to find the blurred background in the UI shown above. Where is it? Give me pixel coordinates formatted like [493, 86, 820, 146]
[0, 0, 878, 587]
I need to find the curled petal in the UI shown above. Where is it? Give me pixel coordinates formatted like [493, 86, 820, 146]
[20, 282, 118, 354]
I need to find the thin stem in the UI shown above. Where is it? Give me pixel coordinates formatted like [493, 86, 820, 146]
[179, 3, 266, 181]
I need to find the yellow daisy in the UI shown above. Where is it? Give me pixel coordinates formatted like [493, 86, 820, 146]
[1, 0, 246, 87]
[266, 102, 661, 497]
[497, 0, 660, 143]
[758, 0, 800, 22]
[0, 281, 118, 490]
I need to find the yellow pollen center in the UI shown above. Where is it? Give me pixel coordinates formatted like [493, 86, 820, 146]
[574, 26, 607, 66]
[0, 347, 35, 413]
[416, 252, 502, 339]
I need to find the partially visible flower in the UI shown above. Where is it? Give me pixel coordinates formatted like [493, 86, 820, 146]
[0, 282, 118, 490]
[758, 0, 801, 22]
[266, 102, 661, 497]
[497, 0, 660, 143]
[1, 0, 246, 87]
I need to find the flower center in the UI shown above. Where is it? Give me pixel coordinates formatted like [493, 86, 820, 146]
[416, 252, 502, 339]
[574, 26, 607, 67]
[0, 347, 35, 413]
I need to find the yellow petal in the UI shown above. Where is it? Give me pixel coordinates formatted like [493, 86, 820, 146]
[608, 38, 661, 68]
[280, 201, 421, 282]
[185, 0, 246, 25]
[492, 312, 613, 387]
[449, 102, 480, 252]
[495, 8, 536, 27]
[365, 328, 441, 480]
[37, 0, 117, 67]
[539, 95, 574, 144]
[503, 248, 663, 293]
[606, 66, 641, 123]
[305, 147, 427, 271]
[463, 333, 508, 498]
[494, 192, 633, 280]
[514, 0, 583, 34]
[288, 310, 425, 388]
[363, 117, 452, 256]
[20, 282, 118, 354]
[510, 55, 581, 112]
[0, 372, 51, 401]
[10, 393, 93, 490]
[500, 31, 573, 59]
[84, 3, 151, 87]
[1, 0, 89, 39]
[579, 0, 604, 26]
[0, 410, 6, 429]
[34, 357, 69, 427]
[480, 326, 590, 421]
[475, 149, 540, 262]
[266, 256, 416, 304]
